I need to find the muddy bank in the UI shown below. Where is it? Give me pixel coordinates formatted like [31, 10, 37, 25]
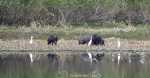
[0, 38, 150, 50]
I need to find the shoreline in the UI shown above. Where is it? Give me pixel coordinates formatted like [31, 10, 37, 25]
[0, 39, 150, 50]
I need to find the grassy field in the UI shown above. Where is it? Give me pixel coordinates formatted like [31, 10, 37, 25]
[0, 24, 150, 40]
[0, 38, 150, 50]
[0, 24, 150, 50]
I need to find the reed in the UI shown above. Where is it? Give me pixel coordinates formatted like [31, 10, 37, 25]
[0, 24, 149, 40]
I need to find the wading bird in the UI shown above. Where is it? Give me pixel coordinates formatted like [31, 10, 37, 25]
[117, 53, 121, 64]
[117, 38, 120, 49]
[29, 36, 34, 63]
[88, 36, 92, 46]
[47, 35, 58, 45]
[30, 36, 33, 44]
[29, 53, 33, 63]
[117, 38, 121, 64]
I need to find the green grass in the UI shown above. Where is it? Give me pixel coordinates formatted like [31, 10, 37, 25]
[0, 24, 150, 40]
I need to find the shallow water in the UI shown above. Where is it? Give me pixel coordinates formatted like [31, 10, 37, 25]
[0, 52, 150, 78]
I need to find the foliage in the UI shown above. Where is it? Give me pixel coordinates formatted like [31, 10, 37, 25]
[0, 0, 150, 26]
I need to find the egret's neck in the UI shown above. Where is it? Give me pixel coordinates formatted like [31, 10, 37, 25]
[30, 36, 33, 40]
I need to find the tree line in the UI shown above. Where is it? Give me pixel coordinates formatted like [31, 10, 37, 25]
[0, 0, 150, 26]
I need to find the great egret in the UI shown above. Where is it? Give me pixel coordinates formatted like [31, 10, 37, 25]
[117, 53, 121, 64]
[30, 36, 33, 44]
[88, 36, 92, 46]
[29, 36, 34, 63]
[117, 38, 120, 49]
[29, 53, 33, 63]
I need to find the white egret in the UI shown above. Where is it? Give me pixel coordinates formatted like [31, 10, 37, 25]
[117, 38, 120, 49]
[117, 53, 121, 64]
[29, 36, 34, 63]
[88, 36, 92, 46]
[30, 36, 33, 44]
[29, 53, 33, 63]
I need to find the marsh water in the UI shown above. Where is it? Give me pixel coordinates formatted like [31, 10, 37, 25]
[0, 51, 150, 78]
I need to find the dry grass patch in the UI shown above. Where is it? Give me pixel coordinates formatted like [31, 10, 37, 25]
[0, 38, 150, 50]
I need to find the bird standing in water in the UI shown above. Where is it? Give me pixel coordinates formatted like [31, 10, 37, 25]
[29, 53, 33, 63]
[117, 53, 121, 64]
[117, 38, 121, 64]
[117, 38, 120, 49]
[29, 36, 34, 63]
[88, 36, 92, 46]
[30, 36, 33, 44]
